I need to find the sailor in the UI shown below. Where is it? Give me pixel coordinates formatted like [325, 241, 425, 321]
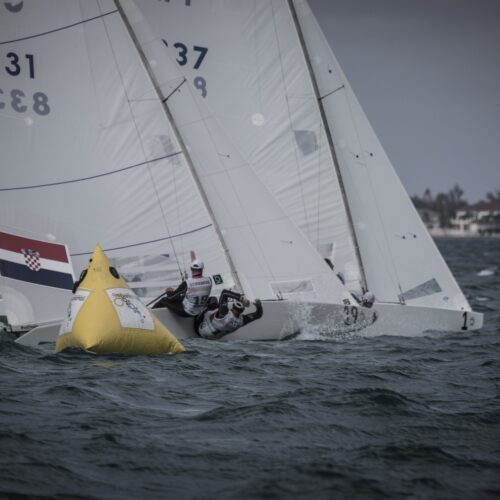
[361, 291, 375, 308]
[155, 259, 212, 317]
[195, 289, 263, 340]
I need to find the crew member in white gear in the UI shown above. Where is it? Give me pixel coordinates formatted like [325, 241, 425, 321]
[154, 259, 212, 317]
[195, 289, 263, 339]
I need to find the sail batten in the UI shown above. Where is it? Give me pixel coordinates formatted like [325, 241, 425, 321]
[0, 153, 182, 191]
[0, 11, 118, 46]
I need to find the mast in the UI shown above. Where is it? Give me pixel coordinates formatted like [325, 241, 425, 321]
[113, 0, 244, 292]
[287, 0, 368, 292]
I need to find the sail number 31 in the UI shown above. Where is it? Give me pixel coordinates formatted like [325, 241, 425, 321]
[2, 52, 51, 116]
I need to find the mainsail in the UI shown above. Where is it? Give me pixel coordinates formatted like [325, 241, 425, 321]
[123, 0, 364, 295]
[116, 0, 354, 305]
[292, 0, 471, 310]
[0, 0, 354, 327]
[0, 0, 232, 324]
[130, 0, 472, 312]
[1, 0, 480, 338]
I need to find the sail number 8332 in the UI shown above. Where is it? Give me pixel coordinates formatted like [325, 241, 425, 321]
[0, 88, 50, 116]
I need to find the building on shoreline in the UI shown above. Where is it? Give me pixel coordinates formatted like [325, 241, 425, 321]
[418, 201, 500, 236]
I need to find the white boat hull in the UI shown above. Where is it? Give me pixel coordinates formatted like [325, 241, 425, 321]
[14, 300, 483, 347]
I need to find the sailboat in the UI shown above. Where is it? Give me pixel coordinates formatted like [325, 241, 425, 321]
[0, 0, 482, 347]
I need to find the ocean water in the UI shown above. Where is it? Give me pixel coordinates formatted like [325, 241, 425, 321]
[1, 238, 499, 499]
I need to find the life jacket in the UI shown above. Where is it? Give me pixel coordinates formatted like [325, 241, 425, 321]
[182, 275, 212, 316]
[198, 310, 244, 339]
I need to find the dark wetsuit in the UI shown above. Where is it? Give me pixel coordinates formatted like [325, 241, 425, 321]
[153, 275, 212, 318]
[152, 281, 191, 317]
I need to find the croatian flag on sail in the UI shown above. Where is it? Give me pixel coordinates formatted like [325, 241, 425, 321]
[0, 231, 74, 290]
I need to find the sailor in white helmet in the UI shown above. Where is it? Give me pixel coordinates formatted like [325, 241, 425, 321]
[361, 291, 375, 308]
[195, 289, 263, 340]
[154, 259, 212, 317]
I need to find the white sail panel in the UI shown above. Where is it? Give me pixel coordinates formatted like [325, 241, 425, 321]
[0, 1, 231, 325]
[0, 0, 115, 41]
[117, 2, 354, 304]
[292, 0, 470, 311]
[122, 0, 362, 293]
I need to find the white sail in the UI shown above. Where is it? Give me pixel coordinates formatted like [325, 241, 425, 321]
[127, 0, 474, 312]
[121, 0, 364, 294]
[0, 0, 232, 325]
[115, 0, 354, 305]
[291, 0, 471, 311]
[3, 0, 483, 343]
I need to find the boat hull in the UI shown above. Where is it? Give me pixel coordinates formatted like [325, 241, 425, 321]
[14, 300, 483, 347]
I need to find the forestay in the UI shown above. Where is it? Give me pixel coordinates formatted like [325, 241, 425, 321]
[0, 0, 231, 326]
[121, 0, 363, 295]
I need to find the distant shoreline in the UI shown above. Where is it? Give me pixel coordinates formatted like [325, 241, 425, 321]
[431, 231, 500, 238]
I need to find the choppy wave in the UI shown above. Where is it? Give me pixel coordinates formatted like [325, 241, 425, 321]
[1, 238, 500, 499]
[477, 266, 497, 277]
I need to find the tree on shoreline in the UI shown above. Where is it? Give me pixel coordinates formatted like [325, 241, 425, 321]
[486, 190, 500, 202]
[411, 184, 468, 228]
[412, 185, 500, 232]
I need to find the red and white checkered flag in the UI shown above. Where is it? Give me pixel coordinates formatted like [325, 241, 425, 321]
[21, 248, 41, 271]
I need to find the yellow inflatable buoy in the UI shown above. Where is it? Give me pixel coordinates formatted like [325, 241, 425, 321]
[56, 244, 184, 355]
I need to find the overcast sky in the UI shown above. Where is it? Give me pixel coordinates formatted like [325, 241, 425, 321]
[308, 0, 500, 202]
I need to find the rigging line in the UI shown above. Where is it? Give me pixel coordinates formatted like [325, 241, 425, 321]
[168, 93, 279, 285]
[341, 85, 404, 297]
[115, 1, 244, 292]
[162, 77, 187, 103]
[171, 140, 186, 272]
[127, 98, 160, 102]
[0, 10, 118, 45]
[315, 122, 324, 248]
[270, 2, 314, 243]
[69, 224, 213, 256]
[319, 85, 345, 101]
[332, 126, 401, 297]
[174, 64, 276, 282]
[287, 0, 368, 293]
[334, 146, 400, 295]
[167, 72, 321, 286]
[0, 153, 181, 191]
[154, 6, 315, 289]
[102, 2, 183, 277]
[177, 87, 276, 285]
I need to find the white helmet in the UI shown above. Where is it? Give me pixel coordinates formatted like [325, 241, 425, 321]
[191, 259, 204, 271]
[232, 301, 245, 313]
